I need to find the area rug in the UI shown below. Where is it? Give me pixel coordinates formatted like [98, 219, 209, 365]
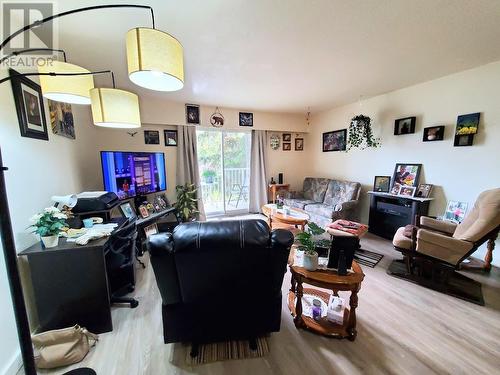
[186, 337, 269, 365]
[354, 248, 383, 268]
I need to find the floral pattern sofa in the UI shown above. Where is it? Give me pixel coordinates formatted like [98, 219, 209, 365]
[284, 177, 361, 227]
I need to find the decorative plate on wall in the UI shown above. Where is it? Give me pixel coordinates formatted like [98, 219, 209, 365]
[270, 134, 280, 150]
[210, 107, 224, 127]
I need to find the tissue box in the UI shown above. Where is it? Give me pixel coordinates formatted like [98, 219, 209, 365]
[327, 295, 345, 325]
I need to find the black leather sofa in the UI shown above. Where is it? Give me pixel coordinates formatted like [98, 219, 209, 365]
[148, 219, 294, 346]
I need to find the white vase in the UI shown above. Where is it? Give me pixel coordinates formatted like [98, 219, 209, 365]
[303, 252, 319, 271]
[41, 235, 59, 248]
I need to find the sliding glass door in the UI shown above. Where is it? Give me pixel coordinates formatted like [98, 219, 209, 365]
[196, 129, 251, 216]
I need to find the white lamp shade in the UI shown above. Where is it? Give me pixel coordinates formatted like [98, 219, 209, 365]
[90, 88, 141, 129]
[38, 61, 94, 105]
[51, 194, 78, 208]
[126, 27, 184, 92]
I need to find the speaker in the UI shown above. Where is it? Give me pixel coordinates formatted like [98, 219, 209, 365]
[278, 173, 283, 184]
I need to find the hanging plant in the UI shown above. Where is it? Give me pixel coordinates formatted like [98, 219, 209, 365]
[347, 115, 380, 150]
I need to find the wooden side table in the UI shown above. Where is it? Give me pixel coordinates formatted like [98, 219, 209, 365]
[268, 183, 290, 203]
[288, 261, 364, 340]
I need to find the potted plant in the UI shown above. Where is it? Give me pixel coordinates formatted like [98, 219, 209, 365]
[30, 207, 67, 248]
[295, 222, 327, 271]
[202, 169, 216, 184]
[347, 114, 380, 150]
[174, 182, 200, 222]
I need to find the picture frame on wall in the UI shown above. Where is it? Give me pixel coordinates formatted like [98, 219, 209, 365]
[283, 133, 291, 142]
[422, 126, 444, 142]
[144, 130, 160, 144]
[322, 129, 347, 152]
[9, 69, 49, 140]
[49, 100, 76, 139]
[373, 176, 391, 193]
[164, 129, 178, 146]
[454, 112, 480, 147]
[283, 143, 291, 151]
[239, 112, 253, 127]
[295, 138, 304, 151]
[186, 104, 200, 125]
[394, 116, 416, 135]
[390, 163, 422, 190]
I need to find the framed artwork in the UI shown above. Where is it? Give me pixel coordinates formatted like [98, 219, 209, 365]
[283, 133, 291, 142]
[138, 205, 149, 218]
[144, 223, 159, 238]
[422, 126, 444, 142]
[283, 143, 291, 151]
[49, 100, 75, 139]
[373, 176, 391, 193]
[415, 184, 433, 198]
[391, 163, 421, 189]
[164, 129, 178, 146]
[456, 113, 480, 135]
[394, 116, 416, 135]
[322, 129, 347, 152]
[399, 185, 416, 197]
[270, 134, 280, 150]
[295, 138, 304, 151]
[144, 130, 160, 144]
[239, 112, 253, 127]
[444, 201, 468, 223]
[119, 202, 137, 219]
[454, 134, 474, 147]
[155, 194, 169, 210]
[9, 69, 48, 140]
[186, 104, 200, 125]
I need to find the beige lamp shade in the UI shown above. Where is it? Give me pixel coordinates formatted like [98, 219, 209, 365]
[126, 27, 184, 92]
[90, 88, 141, 129]
[38, 61, 94, 104]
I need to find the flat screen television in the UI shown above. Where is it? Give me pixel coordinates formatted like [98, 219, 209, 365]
[100, 151, 167, 200]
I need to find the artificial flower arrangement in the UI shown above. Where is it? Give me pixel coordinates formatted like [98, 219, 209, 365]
[30, 207, 67, 248]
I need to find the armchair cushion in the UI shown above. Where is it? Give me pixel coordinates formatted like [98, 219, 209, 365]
[302, 177, 330, 202]
[283, 198, 315, 210]
[420, 217, 457, 235]
[393, 227, 413, 249]
[416, 229, 473, 265]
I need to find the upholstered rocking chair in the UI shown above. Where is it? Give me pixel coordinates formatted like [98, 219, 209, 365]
[390, 188, 500, 305]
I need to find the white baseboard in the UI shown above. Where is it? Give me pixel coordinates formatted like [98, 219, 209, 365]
[1, 350, 22, 375]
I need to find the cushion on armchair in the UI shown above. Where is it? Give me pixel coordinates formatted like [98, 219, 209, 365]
[302, 178, 330, 202]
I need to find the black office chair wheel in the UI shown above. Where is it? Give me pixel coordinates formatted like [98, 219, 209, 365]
[130, 299, 139, 308]
[63, 368, 97, 375]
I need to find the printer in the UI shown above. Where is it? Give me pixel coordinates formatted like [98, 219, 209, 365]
[72, 191, 119, 214]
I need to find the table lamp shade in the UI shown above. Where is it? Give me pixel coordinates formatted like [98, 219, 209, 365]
[90, 88, 141, 128]
[126, 27, 184, 92]
[38, 61, 94, 104]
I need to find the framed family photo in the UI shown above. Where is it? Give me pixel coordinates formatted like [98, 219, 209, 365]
[10, 69, 49, 140]
[373, 176, 391, 193]
[391, 163, 421, 189]
[322, 129, 347, 152]
[164, 129, 178, 146]
[49, 100, 75, 139]
[295, 138, 304, 151]
[416, 184, 433, 198]
[119, 202, 137, 219]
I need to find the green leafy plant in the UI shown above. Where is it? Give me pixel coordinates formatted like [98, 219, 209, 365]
[347, 114, 380, 150]
[175, 183, 199, 222]
[29, 207, 67, 237]
[295, 222, 326, 255]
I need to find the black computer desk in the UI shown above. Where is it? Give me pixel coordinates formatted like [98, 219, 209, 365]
[18, 218, 127, 334]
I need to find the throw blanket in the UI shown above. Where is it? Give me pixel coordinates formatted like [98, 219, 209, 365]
[327, 220, 368, 236]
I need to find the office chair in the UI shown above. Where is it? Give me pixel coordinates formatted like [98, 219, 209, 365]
[104, 219, 139, 308]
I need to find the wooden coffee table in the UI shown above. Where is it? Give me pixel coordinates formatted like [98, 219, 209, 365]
[261, 204, 309, 231]
[288, 259, 364, 340]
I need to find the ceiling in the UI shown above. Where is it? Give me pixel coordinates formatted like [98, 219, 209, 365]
[29, 0, 500, 113]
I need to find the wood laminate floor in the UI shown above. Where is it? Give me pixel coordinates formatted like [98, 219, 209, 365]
[28, 229, 500, 375]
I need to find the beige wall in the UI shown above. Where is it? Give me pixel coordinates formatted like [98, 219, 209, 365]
[308, 61, 500, 264]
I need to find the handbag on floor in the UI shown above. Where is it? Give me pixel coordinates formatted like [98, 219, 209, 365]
[32, 325, 98, 369]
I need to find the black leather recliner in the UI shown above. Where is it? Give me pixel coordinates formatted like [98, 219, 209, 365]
[147, 219, 294, 346]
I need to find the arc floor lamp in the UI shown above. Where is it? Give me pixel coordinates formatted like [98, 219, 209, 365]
[0, 3, 184, 374]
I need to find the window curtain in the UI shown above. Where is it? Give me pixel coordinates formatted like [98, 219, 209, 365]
[176, 125, 206, 221]
[249, 130, 268, 213]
